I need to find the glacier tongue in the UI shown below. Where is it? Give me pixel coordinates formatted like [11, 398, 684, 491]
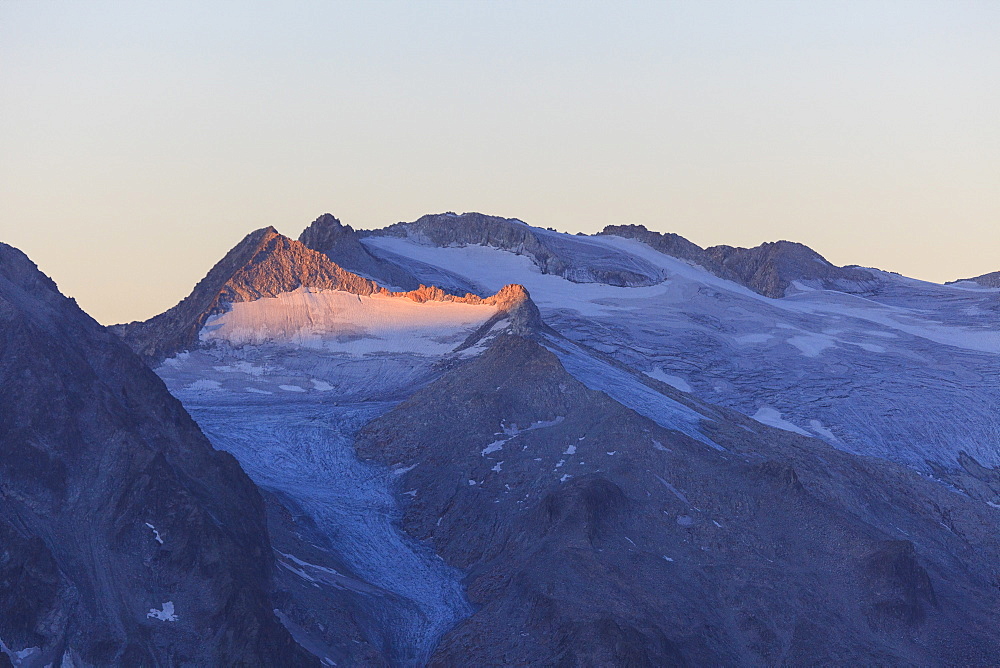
[186, 399, 471, 666]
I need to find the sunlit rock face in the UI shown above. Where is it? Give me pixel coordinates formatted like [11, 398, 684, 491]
[0, 242, 311, 666]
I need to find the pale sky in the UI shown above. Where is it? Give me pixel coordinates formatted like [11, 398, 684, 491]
[1, 1, 997, 324]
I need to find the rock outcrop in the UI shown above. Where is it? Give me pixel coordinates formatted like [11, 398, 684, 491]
[299, 213, 423, 291]
[599, 223, 879, 298]
[948, 270, 1000, 288]
[705, 240, 879, 298]
[373, 212, 665, 287]
[0, 243, 313, 666]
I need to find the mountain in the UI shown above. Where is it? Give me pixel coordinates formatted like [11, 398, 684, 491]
[298, 213, 424, 292]
[112, 212, 1000, 664]
[356, 214, 1000, 471]
[114, 228, 545, 665]
[0, 243, 312, 666]
[355, 333, 1000, 664]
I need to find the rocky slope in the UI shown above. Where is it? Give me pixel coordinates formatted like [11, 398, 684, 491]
[704, 239, 879, 298]
[600, 223, 878, 298]
[358, 221, 1000, 471]
[949, 270, 1000, 288]
[299, 213, 424, 291]
[355, 333, 1000, 665]
[0, 243, 313, 666]
[101, 211, 1000, 665]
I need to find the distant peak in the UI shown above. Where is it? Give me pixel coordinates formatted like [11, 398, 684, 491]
[299, 212, 356, 252]
[947, 270, 1000, 288]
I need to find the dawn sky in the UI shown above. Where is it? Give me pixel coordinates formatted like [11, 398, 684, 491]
[1, 0, 997, 324]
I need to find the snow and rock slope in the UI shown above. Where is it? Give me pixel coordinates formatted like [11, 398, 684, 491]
[118, 227, 542, 665]
[357, 217, 1000, 470]
[355, 333, 1000, 665]
[0, 242, 311, 666]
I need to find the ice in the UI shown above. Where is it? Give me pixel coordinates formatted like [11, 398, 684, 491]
[752, 407, 811, 436]
[786, 333, 837, 357]
[546, 337, 723, 451]
[481, 440, 506, 456]
[654, 474, 691, 505]
[279, 384, 307, 392]
[645, 368, 692, 392]
[185, 379, 221, 391]
[481, 417, 564, 456]
[187, 400, 471, 666]
[363, 231, 1000, 468]
[147, 601, 178, 622]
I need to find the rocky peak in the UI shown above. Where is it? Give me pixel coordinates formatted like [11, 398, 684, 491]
[298, 213, 356, 251]
[298, 213, 424, 291]
[705, 240, 877, 298]
[374, 213, 663, 288]
[947, 270, 1000, 288]
[114, 227, 381, 363]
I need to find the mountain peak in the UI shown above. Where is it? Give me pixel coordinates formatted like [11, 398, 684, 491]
[947, 270, 1000, 288]
[114, 229, 381, 362]
[298, 213, 355, 250]
[705, 240, 877, 298]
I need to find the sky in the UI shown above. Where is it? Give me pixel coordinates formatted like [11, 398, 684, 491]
[1, 1, 997, 324]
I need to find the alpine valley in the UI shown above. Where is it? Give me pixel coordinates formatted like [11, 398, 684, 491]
[3, 211, 1000, 666]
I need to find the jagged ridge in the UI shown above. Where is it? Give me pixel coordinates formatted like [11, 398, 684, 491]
[115, 225, 540, 363]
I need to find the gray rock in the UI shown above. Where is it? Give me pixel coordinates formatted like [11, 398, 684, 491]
[0, 242, 314, 666]
[355, 334, 1000, 665]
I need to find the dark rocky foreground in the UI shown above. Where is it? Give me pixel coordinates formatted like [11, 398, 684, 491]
[0, 243, 314, 666]
[356, 335, 1000, 665]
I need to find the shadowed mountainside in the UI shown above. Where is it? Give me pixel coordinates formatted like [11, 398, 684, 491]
[0, 242, 314, 666]
[355, 334, 1000, 665]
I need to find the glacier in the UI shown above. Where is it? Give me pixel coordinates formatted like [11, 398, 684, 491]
[361, 232, 1000, 468]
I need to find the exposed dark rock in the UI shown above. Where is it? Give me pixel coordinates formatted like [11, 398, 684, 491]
[0, 243, 313, 665]
[598, 223, 880, 298]
[947, 270, 1000, 288]
[599, 223, 728, 275]
[705, 240, 879, 298]
[355, 333, 1000, 665]
[864, 540, 936, 629]
[299, 213, 423, 291]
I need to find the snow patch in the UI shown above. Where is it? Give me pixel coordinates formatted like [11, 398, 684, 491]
[147, 601, 178, 622]
[644, 368, 693, 393]
[752, 407, 811, 436]
[200, 287, 498, 355]
[144, 522, 164, 545]
[185, 379, 221, 391]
